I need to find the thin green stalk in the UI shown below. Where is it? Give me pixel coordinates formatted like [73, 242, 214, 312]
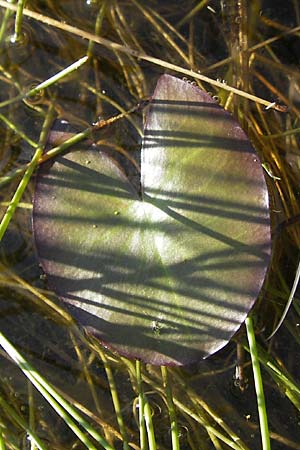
[28, 381, 37, 450]
[0, 394, 47, 450]
[98, 348, 130, 450]
[262, 127, 300, 139]
[161, 366, 180, 450]
[120, 358, 157, 450]
[143, 399, 156, 450]
[0, 332, 115, 450]
[0, 55, 88, 109]
[171, 369, 248, 450]
[244, 340, 300, 409]
[268, 258, 300, 339]
[265, 359, 300, 396]
[0, 127, 91, 188]
[0, 0, 15, 44]
[176, 0, 210, 27]
[121, 357, 244, 450]
[12, 0, 26, 42]
[245, 317, 271, 450]
[82, 82, 142, 135]
[0, 427, 5, 450]
[87, 0, 107, 57]
[135, 360, 147, 450]
[0, 113, 38, 148]
[0, 104, 55, 241]
[0, 1, 284, 111]
[0, 99, 144, 188]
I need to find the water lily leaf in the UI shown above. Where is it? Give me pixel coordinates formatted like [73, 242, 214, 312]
[33, 75, 271, 365]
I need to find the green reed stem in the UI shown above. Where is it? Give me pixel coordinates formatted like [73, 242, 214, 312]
[0, 0, 15, 44]
[143, 399, 156, 450]
[262, 127, 300, 139]
[0, 104, 54, 241]
[161, 366, 180, 450]
[12, 0, 26, 42]
[0, 331, 115, 450]
[170, 369, 248, 450]
[0, 394, 47, 450]
[0, 55, 88, 109]
[0, 99, 145, 188]
[245, 317, 270, 450]
[121, 357, 244, 450]
[28, 381, 36, 450]
[176, 0, 209, 28]
[0, 427, 5, 450]
[0, 127, 91, 188]
[0, 113, 38, 148]
[244, 339, 300, 410]
[87, 0, 107, 57]
[120, 357, 156, 449]
[135, 360, 147, 450]
[0, 1, 284, 111]
[268, 258, 300, 339]
[98, 349, 130, 450]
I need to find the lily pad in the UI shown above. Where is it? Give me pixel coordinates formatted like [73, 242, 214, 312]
[33, 74, 271, 365]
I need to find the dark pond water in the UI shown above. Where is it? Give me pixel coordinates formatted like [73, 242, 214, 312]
[0, 1, 300, 449]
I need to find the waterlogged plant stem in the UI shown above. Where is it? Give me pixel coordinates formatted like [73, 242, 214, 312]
[0, 394, 47, 450]
[161, 366, 180, 450]
[268, 259, 300, 339]
[0, 104, 55, 241]
[121, 358, 245, 450]
[135, 360, 147, 450]
[0, 0, 285, 111]
[28, 381, 37, 450]
[0, 100, 146, 188]
[12, 0, 26, 42]
[244, 339, 300, 409]
[0, 332, 116, 450]
[245, 317, 271, 450]
[170, 369, 247, 449]
[87, 0, 107, 57]
[143, 400, 156, 450]
[0, 127, 91, 188]
[0, 55, 88, 109]
[98, 349, 130, 450]
[0, 0, 15, 44]
[0, 113, 38, 148]
[0, 432, 4, 450]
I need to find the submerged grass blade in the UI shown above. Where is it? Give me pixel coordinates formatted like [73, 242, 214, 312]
[245, 340, 300, 410]
[143, 399, 156, 450]
[170, 369, 249, 450]
[0, 0, 15, 44]
[161, 366, 180, 450]
[0, 332, 116, 450]
[0, 394, 47, 450]
[135, 360, 147, 450]
[12, 0, 26, 42]
[0, 430, 4, 450]
[0, 55, 88, 109]
[0, 0, 284, 111]
[245, 317, 270, 450]
[121, 358, 247, 450]
[268, 258, 300, 339]
[0, 100, 144, 188]
[0, 104, 55, 241]
[97, 348, 130, 450]
[0, 113, 39, 148]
